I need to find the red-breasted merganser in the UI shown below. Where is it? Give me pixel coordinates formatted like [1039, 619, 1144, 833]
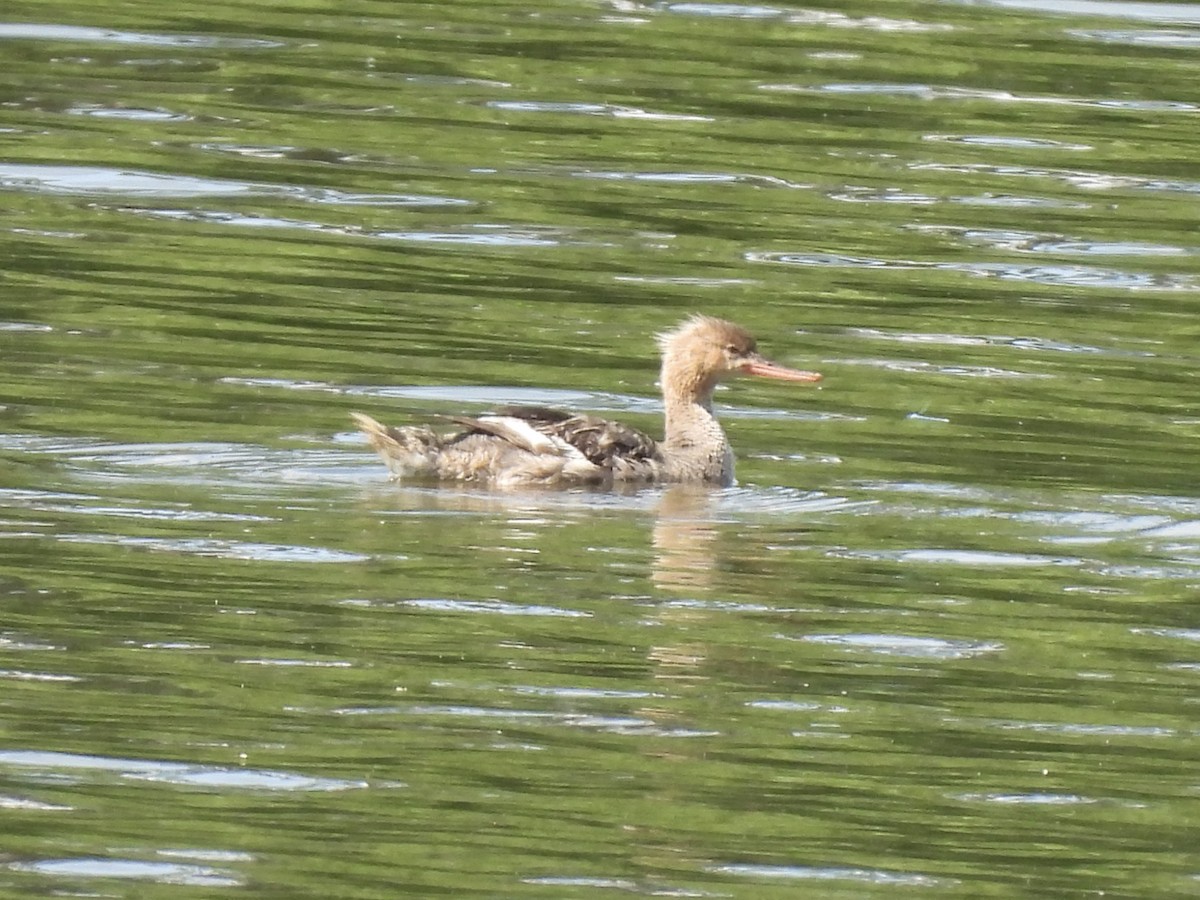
[351, 314, 821, 487]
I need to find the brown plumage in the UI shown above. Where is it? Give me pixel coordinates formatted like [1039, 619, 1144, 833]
[461, 406, 659, 468]
[351, 314, 821, 487]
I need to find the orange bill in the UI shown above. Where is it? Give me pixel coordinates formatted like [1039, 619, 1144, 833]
[741, 357, 822, 383]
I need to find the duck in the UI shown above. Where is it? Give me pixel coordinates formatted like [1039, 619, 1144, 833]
[351, 314, 821, 488]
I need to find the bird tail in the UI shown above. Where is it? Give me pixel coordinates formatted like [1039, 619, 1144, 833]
[350, 412, 440, 478]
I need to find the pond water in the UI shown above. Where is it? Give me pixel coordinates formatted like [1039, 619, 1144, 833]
[2, 1, 1199, 897]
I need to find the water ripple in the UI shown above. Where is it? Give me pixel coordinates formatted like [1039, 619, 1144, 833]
[1019, 511, 1173, 536]
[4, 493, 273, 523]
[397, 73, 512, 88]
[839, 358, 1042, 379]
[0, 164, 470, 206]
[833, 548, 1080, 567]
[572, 169, 809, 189]
[786, 633, 1004, 659]
[0, 669, 82, 683]
[0, 795, 73, 811]
[658, 4, 952, 31]
[746, 250, 1198, 291]
[654, 3, 793, 18]
[68, 104, 191, 121]
[1068, 28, 1200, 48]
[954, 262, 1193, 290]
[521, 876, 641, 891]
[0, 23, 283, 48]
[486, 100, 711, 122]
[1097, 563, 1200, 580]
[614, 274, 757, 286]
[746, 699, 825, 711]
[126, 208, 628, 247]
[954, 193, 1091, 209]
[915, 225, 1190, 257]
[0, 749, 366, 792]
[748, 251, 903, 269]
[1132, 627, 1200, 642]
[372, 226, 582, 247]
[342, 597, 591, 617]
[229, 378, 600, 407]
[956, 0, 1200, 25]
[954, 791, 1099, 805]
[337, 703, 716, 737]
[767, 81, 1198, 111]
[57, 534, 370, 563]
[828, 185, 1090, 208]
[844, 327, 1132, 356]
[710, 863, 945, 886]
[9, 858, 240, 888]
[827, 186, 938, 205]
[923, 134, 1093, 151]
[236, 658, 353, 668]
[911, 160, 1200, 195]
[992, 720, 1174, 737]
[0, 433, 382, 488]
[510, 685, 659, 699]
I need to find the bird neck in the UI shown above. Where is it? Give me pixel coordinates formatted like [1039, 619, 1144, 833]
[660, 362, 733, 483]
[661, 357, 718, 430]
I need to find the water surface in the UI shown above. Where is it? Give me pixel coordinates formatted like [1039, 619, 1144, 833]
[2, 1, 1199, 897]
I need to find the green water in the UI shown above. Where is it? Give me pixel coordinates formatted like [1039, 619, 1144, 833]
[2, 1, 1199, 897]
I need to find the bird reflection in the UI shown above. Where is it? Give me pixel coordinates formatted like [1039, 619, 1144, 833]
[355, 480, 727, 702]
[357, 480, 723, 596]
[650, 484, 719, 593]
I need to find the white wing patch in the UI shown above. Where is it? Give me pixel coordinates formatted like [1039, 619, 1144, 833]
[475, 416, 561, 455]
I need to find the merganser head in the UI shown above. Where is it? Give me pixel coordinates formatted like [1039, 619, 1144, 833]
[656, 315, 822, 395]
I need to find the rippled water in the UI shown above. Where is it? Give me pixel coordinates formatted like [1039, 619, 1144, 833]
[2, 1, 1199, 897]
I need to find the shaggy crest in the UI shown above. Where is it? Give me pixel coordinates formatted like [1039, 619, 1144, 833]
[655, 314, 756, 357]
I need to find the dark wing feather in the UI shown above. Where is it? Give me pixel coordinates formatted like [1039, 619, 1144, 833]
[492, 405, 573, 425]
[440, 406, 660, 469]
[511, 409, 660, 469]
[438, 414, 548, 454]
